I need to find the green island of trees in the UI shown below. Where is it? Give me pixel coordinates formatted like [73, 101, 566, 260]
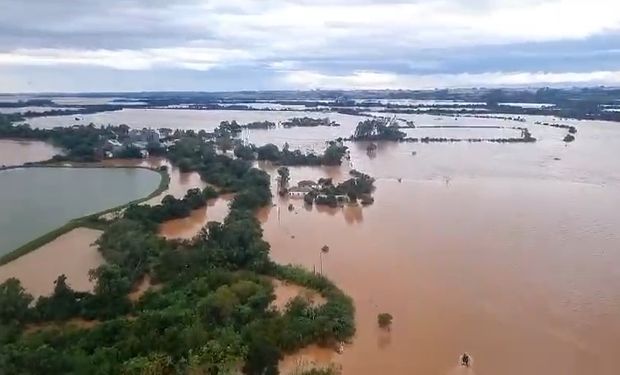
[302, 170, 376, 208]
[352, 118, 406, 141]
[281, 118, 340, 128]
[0, 139, 355, 375]
[233, 141, 348, 167]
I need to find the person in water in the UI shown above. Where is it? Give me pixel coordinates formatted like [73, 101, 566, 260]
[461, 353, 470, 367]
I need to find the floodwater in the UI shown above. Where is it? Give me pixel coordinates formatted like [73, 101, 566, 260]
[258, 113, 620, 375]
[0, 228, 104, 297]
[0, 167, 161, 254]
[6, 106, 620, 375]
[102, 157, 207, 204]
[267, 178, 620, 375]
[159, 194, 232, 240]
[0, 139, 61, 166]
[271, 278, 327, 311]
[21, 108, 366, 132]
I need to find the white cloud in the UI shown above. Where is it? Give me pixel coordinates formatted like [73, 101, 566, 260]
[282, 69, 620, 89]
[1, 0, 620, 90]
[0, 47, 254, 70]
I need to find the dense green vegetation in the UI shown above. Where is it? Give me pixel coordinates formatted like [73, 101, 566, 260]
[244, 121, 276, 129]
[0, 140, 355, 374]
[233, 141, 348, 167]
[0, 118, 108, 162]
[0, 116, 155, 162]
[352, 118, 406, 141]
[304, 170, 376, 208]
[281, 117, 339, 128]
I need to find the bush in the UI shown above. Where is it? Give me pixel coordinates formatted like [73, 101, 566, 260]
[377, 313, 393, 329]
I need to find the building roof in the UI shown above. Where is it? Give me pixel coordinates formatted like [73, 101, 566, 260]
[298, 180, 317, 187]
[288, 186, 313, 193]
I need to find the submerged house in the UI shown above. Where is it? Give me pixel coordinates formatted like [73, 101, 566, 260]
[288, 186, 313, 198]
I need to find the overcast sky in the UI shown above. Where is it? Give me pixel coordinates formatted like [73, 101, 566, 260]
[1, 0, 619, 92]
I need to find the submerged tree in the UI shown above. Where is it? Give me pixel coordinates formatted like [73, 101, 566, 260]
[377, 313, 393, 329]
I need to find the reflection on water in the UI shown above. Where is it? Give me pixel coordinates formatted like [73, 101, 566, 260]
[0, 228, 104, 297]
[0, 139, 61, 166]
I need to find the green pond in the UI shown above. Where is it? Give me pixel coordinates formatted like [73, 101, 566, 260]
[0, 167, 161, 255]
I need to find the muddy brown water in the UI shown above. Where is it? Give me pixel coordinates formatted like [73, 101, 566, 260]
[5, 112, 620, 374]
[0, 139, 61, 166]
[0, 228, 104, 298]
[267, 177, 620, 375]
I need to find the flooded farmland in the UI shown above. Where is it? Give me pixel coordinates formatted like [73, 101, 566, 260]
[7, 108, 620, 375]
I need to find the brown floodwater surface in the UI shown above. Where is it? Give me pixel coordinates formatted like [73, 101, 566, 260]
[13, 111, 620, 375]
[0, 139, 61, 166]
[265, 175, 620, 375]
[0, 228, 104, 297]
[159, 195, 232, 240]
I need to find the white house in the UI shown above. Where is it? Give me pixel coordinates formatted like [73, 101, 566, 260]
[288, 186, 313, 198]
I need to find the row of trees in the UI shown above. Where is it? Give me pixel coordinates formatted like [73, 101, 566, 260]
[234, 141, 348, 167]
[281, 117, 339, 128]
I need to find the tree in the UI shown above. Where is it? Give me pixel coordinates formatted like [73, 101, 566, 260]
[199, 286, 240, 324]
[353, 119, 405, 141]
[277, 166, 290, 193]
[321, 143, 347, 166]
[377, 313, 393, 329]
[185, 188, 207, 209]
[243, 336, 281, 375]
[234, 144, 256, 160]
[256, 143, 281, 161]
[178, 158, 194, 173]
[0, 278, 33, 324]
[90, 265, 131, 298]
[122, 353, 174, 375]
[35, 274, 80, 321]
[202, 186, 219, 200]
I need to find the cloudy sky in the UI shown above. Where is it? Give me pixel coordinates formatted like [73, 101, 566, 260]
[1, 0, 620, 92]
